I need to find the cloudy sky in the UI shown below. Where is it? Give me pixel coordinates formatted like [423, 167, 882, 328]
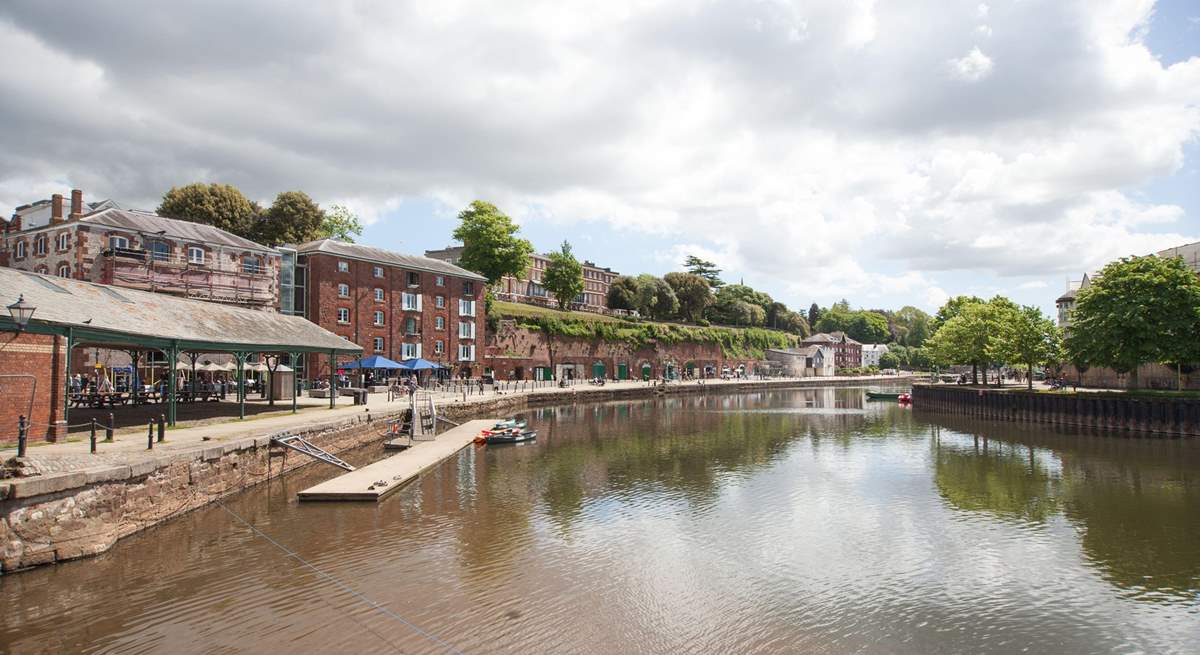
[1, 0, 1197, 315]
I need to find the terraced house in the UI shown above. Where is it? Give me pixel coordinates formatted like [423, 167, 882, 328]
[293, 239, 487, 379]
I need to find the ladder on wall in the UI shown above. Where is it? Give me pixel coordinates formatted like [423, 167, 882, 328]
[271, 433, 355, 471]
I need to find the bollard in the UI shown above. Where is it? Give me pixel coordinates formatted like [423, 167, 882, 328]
[90, 419, 98, 454]
[106, 413, 114, 442]
[147, 419, 154, 450]
[17, 415, 28, 459]
[157, 414, 165, 443]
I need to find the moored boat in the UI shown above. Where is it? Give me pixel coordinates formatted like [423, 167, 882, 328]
[484, 430, 537, 445]
[866, 391, 908, 400]
[474, 418, 528, 443]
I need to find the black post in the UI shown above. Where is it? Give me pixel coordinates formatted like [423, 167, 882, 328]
[147, 419, 154, 450]
[106, 412, 114, 442]
[90, 419, 97, 454]
[17, 415, 28, 459]
[157, 414, 165, 442]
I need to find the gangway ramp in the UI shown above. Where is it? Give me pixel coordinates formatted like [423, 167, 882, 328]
[297, 419, 497, 502]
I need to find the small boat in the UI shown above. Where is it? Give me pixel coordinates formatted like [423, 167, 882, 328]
[866, 391, 908, 400]
[474, 418, 528, 443]
[898, 393, 912, 404]
[484, 430, 537, 445]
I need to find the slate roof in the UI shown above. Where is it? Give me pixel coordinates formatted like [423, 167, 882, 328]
[82, 208, 274, 252]
[296, 238, 486, 281]
[0, 267, 360, 353]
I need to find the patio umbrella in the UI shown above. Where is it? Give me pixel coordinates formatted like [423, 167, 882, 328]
[398, 358, 441, 371]
[198, 362, 225, 372]
[340, 354, 404, 370]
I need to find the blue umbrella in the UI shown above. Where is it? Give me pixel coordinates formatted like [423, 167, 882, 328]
[399, 358, 441, 370]
[340, 354, 405, 370]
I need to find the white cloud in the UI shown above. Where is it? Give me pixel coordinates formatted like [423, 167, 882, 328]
[948, 46, 995, 82]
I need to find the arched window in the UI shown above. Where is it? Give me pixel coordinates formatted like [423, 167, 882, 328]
[188, 246, 205, 265]
[57, 263, 71, 278]
[149, 241, 170, 262]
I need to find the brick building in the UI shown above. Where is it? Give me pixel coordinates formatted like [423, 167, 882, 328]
[295, 239, 487, 379]
[800, 332, 862, 370]
[425, 245, 618, 313]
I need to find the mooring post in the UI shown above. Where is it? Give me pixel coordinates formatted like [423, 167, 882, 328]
[157, 414, 165, 442]
[106, 412, 114, 442]
[17, 415, 28, 459]
[90, 419, 97, 454]
[147, 419, 154, 450]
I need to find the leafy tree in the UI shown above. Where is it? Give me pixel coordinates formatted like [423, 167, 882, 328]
[933, 295, 984, 332]
[251, 190, 325, 246]
[808, 303, 822, 328]
[542, 241, 585, 310]
[777, 310, 810, 336]
[634, 274, 678, 320]
[1064, 256, 1200, 388]
[927, 303, 991, 383]
[664, 272, 713, 323]
[684, 255, 723, 287]
[158, 182, 259, 238]
[451, 200, 534, 285]
[606, 275, 640, 311]
[831, 298, 851, 312]
[999, 305, 1061, 390]
[895, 306, 932, 346]
[879, 351, 900, 370]
[847, 311, 890, 343]
[321, 204, 364, 242]
[710, 284, 772, 326]
[815, 309, 851, 334]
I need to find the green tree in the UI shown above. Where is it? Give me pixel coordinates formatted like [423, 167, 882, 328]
[847, 311, 890, 343]
[542, 241, 585, 310]
[933, 295, 984, 332]
[320, 204, 364, 242]
[879, 351, 900, 370]
[999, 305, 1061, 390]
[710, 284, 772, 326]
[158, 182, 259, 238]
[684, 255, 723, 287]
[606, 275, 640, 311]
[927, 303, 992, 383]
[634, 274, 678, 320]
[808, 303, 822, 328]
[663, 272, 713, 323]
[895, 306, 932, 346]
[1065, 256, 1200, 388]
[251, 190, 325, 246]
[776, 309, 810, 336]
[451, 200, 535, 285]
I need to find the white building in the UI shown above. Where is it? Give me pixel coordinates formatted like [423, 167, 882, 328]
[861, 343, 889, 368]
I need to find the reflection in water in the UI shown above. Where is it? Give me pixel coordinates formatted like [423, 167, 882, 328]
[1, 388, 1198, 654]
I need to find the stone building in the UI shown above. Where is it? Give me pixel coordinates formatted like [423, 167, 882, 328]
[765, 346, 834, 377]
[800, 332, 862, 370]
[294, 239, 487, 379]
[425, 245, 619, 313]
[861, 343, 889, 368]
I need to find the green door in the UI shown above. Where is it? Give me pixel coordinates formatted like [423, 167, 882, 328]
[542, 367, 554, 381]
[592, 362, 606, 379]
[617, 364, 628, 380]
[641, 363, 652, 380]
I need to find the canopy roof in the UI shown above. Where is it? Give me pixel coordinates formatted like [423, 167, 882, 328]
[0, 267, 361, 355]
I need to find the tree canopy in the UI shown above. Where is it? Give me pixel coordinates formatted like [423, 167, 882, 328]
[1000, 305, 1061, 389]
[451, 200, 534, 285]
[321, 204, 364, 242]
[252, 190, 324, 246]
[158, 183, 259, 237]
[664, 272, 713, 323]
[933, 295, 984, 331]
[684, 255, 724, 287]
[542, 241, 585, 310]
[606, 275, 640, 311]
[1064, 256, 1200, 386]
[634, 274, 679, 320]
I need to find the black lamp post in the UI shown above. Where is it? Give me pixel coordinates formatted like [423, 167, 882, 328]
[6, 294, 35, 332]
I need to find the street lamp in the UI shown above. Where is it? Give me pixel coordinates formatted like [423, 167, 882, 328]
[6, 294, 35, 332]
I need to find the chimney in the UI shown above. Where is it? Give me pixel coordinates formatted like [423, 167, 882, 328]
[51, 194, 64, 224]
[70, 189, 83, 219]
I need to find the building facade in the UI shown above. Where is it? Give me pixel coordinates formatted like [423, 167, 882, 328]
[800, 332, 862, 370]
[765, 345, 834, 377]
[861, 343, 889, 368]
[425, 245, 618, 313]
[1157, 241, 1200, 275]
[296, 239, 487, 379]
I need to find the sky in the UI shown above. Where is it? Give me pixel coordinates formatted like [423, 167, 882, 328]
[1, 0, 1197, 317]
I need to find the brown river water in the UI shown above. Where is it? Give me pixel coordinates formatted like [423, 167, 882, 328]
[2, 387, 1198, 654]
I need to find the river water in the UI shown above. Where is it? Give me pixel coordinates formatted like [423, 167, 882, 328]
[2, 387, 1198, 654]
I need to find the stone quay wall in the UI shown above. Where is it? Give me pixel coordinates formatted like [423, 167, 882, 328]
[1, 376, 911, 573]
[912, 385, 1200, 437]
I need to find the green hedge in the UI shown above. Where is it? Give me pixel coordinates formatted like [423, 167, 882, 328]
[509, 314, 798, 359]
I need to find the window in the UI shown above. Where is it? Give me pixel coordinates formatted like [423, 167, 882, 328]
[527, 282, 547, 298]
[34, 236, 47, 255]
[57, 263, 71, 278]
[149, 241, 169, 262]
[242, 255, 262, 274]
[434, 339, 444, 355]
[337, 308, 350, 324]
[374, 288, 384, 302]
[459, 298, 476, 317]
[402, 342, 421, 359]
[338, 283, 350, 298]
[374, 310, 385, 326]
[402, 292, 421, 311]
[458, 344, 475, 362]
[435, 316, 445, 330]
[463, 281, 475, 295]
[373, 266, 384, 278]
[373, 337, 384, 352]
[56, 233, 69, 251]
[435, 275, 445, 287]
[14, 241, 26, 258]
[459, 321, 475, 339]
[188, 246, 205, 265]
[338, 260, 349, 273]
[109, 236, 128, 250]
[435, 295, 445, 309]
[405, 317, 418, 335]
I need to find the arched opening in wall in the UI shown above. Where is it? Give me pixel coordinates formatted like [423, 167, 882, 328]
[617, 362, 629, 380]
[685, 361, 697, 378]
[640, 361, 653, 381]
[557, 362, 579, 380]
[592, 361, 606, 380]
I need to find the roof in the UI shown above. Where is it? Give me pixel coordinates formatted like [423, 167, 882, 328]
[0, 267, 360, 354]
[297, 239, 486, 281]
[81, 208, 274, 253]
